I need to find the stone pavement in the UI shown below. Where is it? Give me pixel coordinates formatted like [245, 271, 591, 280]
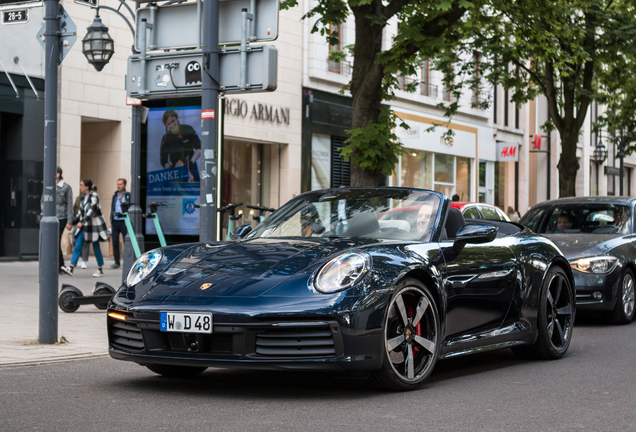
[0, 259, 123, 367]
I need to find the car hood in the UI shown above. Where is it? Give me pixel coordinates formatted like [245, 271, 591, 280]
[542, 234, 623, 260]
[140, 237, 386, 299]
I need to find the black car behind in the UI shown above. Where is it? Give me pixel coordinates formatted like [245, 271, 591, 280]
[520, 197, 636, 324]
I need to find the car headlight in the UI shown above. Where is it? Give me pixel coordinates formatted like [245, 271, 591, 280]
[126, 250, 163, 286]
[570, 256, 618, 274]
[313, 252, 371, 294]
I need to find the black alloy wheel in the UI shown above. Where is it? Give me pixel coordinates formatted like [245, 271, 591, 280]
[607, 269, 635, 325]
[370, 278, 439, 391]
[146, 365, 208, 378]
[513, 266, 574, 359]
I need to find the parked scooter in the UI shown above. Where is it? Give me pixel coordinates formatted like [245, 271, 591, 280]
[57, 201, 163, 313]
[217, 202, 244, 240]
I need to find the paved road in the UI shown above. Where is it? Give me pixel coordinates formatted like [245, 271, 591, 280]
[1, 316, 633, 432]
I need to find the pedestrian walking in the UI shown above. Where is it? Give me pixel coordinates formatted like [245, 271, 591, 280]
[72, 193, 90, 269]
[42, 166, 73, 275]
[109, 178, 130, 269]
[507, 206, 520, 222]
[68, 179, 109, 277]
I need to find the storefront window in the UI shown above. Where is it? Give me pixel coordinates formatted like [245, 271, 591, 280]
[479, 161, 486, 187]
[434, 153, 454, 196]
[401, 150, 432, 189]
[397, 151, 472, 201]
[456, 157, 471, 201]
[221, 139, 269, 237]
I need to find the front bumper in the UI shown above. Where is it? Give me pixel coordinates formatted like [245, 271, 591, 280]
[107, 298, 387, 372]
[572, 265, 621, 311]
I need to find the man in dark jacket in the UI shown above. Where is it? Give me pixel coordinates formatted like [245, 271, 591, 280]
[42, 167, 73, 275]
[110, 178, 131, 269]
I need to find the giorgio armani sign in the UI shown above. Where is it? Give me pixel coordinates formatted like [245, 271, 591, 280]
[224, 98, 290, 125]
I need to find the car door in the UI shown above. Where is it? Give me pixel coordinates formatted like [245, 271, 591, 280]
[440, 235, 518, 339]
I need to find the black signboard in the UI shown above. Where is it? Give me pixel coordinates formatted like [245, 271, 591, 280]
[2, 8, 28, 23]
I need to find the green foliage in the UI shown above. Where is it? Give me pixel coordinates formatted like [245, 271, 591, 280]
[340, 108, 406, 176]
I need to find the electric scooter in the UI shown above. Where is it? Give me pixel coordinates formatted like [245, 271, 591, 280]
[57, 201, 153, 313]
[145, 202, 167, 247]
[217, 202, 244, 240]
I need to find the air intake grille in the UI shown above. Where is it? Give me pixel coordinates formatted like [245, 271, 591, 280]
[255, 326, 336, 357]
[109, 320, 144, 351]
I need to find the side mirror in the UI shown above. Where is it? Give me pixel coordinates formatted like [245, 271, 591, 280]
[453, 224, 497, 253]
[229, 224, 253, 240]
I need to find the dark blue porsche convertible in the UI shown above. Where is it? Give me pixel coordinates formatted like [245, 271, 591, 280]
[108, 187, 575, 391]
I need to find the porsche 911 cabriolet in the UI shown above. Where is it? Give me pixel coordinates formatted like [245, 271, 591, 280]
[108, 187, 575, 391]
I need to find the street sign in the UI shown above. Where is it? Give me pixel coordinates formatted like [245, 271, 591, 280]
[126, 46, 277, 99]
[2, 8, 28, 24]
[73, 0, 97, 8]
[135, 0, 278, 51]
[36, 4, 76, 65]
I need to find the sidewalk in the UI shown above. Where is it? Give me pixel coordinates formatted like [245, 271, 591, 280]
[0, 259, 123, 367]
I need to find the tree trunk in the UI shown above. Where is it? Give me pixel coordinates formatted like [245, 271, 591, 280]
[557, 132, 580, 197]
[348, 1, 386, 187]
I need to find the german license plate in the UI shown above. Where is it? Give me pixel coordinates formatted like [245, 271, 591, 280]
[160, 312, 212, 334]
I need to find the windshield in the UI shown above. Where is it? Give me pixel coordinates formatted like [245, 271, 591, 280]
[247, 188, 441, 242]
[519, 204, 632, 235]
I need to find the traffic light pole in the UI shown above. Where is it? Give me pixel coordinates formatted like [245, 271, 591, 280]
[39, 0, 60, 344]
[200, 0, 219, 242]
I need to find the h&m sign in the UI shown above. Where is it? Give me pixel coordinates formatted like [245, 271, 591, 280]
[224, 98, 290, 125]
[495, 142, 519, 162]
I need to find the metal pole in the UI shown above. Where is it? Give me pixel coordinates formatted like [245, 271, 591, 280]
[200, 0, 219, 242]
[619, 131, 625, 196]
[240, 8, 248, 90]
[596, 161, 600, 196]
[39, 0, 60, 344]
[122, 105, 145, 282]
[547, 113, 551, 200]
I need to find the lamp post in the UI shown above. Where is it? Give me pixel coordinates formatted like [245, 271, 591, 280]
[593, 139, 608, 196]
[82, 5, 144, 282]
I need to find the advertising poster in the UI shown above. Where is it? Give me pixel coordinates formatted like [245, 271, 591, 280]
[146, 106, 201, 235]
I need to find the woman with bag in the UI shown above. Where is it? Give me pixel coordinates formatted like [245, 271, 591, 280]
[68, 178, 109, 277]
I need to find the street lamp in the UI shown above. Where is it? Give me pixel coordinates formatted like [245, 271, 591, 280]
[593, 139, 608, 196]
[82, 13, 115, 72]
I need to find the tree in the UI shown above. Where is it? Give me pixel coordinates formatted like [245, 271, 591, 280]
[281, 0, 478, 186]
[472, 0, 636, 197]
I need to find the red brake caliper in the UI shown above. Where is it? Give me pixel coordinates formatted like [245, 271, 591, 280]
[406, 306, 421, 354]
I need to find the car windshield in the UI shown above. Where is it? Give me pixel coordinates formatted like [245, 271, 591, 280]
[247, 188, 441, 241]
[519, 204, 632, 235]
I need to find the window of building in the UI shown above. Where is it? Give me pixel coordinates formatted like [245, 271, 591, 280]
[328, 24, 342, 73]
[421, 59, 431, 96]
[398, 151, 471, 201]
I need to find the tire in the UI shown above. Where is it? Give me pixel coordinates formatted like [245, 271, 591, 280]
[146, 365, 208, 378]
[513, 266, 574, 360]
[58, 289, 82, 313]
[93, 287, 113, 310]
[369, 278, 440, 391]
[606, 269, 635, 325]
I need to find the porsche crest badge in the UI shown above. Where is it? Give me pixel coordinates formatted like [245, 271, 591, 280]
[200, 283, 212, 290]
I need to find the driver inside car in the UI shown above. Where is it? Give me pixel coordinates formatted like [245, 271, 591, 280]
[556, 213, 573, 232]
